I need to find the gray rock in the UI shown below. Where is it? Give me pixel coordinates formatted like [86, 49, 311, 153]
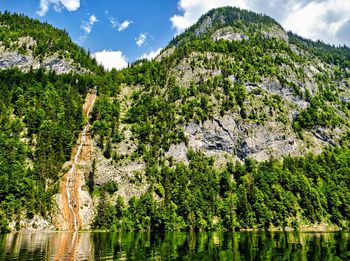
[93, 143, 148, 203]
[165, 142, 188, 162]
[42, 57, 83, 74]
[228, 75, 237, 83]
[195, 16, 213, 36]
[181, 114, 309, 162]
[313, 127, 337, 146]
[257, 79, 309, 109]
[212, 27, 249, 42]
[262, 25, 288, 42]
[8, 214, 54, 232]
[236, 141, 250, 160]
[0, 51, 35, 70]
[0, 46, 86, 74]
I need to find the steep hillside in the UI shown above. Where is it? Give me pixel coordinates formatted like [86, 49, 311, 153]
[89, 7, 350, 231]
[1, 7, 350, 233]
[0, 11, 102, 74]
[0, 13, 119, 232]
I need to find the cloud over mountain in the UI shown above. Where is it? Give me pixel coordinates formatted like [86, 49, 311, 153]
[171, 0, 350, 46]
[37, 0, 80, 16]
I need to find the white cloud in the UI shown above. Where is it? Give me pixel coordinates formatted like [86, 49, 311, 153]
[170, 0, 350, 46]
[81, 14, 98, 34]
[140, 48, 163, 60]
[37, 0, 80, 16]
[170, 0, 248, 33]
[281, 0, 350, 45]
[109, 18, 133, 32]
[93, 50, 128, 71]
[118, 20, 133, 32]
[136, 33, 148, 47]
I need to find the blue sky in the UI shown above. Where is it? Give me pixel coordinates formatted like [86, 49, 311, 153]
[1, 0, 350, 70]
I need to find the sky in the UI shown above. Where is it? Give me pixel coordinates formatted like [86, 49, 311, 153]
[1, 0, 350, 70]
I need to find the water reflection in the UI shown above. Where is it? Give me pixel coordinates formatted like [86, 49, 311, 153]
[0, 232, 93, 260]
[0, 231, 349, 260]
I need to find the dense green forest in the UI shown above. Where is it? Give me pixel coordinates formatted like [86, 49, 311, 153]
[93, 139, 350, 231]
[0, 66, 124, 233]
[0, 11, 104, 73]
[91, 7, 350, 232]
[0, 11, 126, 233]
[0, 69, 84, 232]
[1, 7, 350, 233]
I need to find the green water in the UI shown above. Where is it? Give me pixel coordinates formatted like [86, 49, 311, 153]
[0, 231, 349, 260]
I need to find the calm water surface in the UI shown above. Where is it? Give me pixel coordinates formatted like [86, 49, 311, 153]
[0, 231, 349, 260]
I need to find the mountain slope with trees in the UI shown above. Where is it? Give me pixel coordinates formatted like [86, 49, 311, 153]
[90, 7, 350, 232]
[0, 7, 350, 233]
[0, 12, 121, 232]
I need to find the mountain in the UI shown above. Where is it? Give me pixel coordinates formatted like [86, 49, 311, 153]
[1, 7, 350, 233]
[0, 12, 119, 232]
[0, 11, 103, 73]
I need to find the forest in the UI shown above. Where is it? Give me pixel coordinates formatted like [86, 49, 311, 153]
[91, 28, 350, 231]
[92, 136, 350, 231]
[1, 8, 350, 233]
[0, 11, 103, 73]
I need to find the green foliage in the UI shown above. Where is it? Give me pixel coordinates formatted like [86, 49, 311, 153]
[0, 210, 10, 234]
[0, 11, 103, 73]
[294, 97, 341, 130]
[92, 194, 116, 229]
[3, 7, 350, 234]
[93, 142, 350, 231]
[0, 69, 90, 220]
[89, 6, 350, 232]
[100, 181, 118, 195]
[91, 95, 121, 144]
[171, 6, 282, 47]
[289, 32, 350, 69]
[0, 67, 118, 226]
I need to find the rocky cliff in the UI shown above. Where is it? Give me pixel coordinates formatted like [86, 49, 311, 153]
[2, 7, 350, 232]
[0, 37, 87, 74]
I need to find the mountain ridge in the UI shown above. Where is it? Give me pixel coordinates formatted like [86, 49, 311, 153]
[0, 7, 350, 233]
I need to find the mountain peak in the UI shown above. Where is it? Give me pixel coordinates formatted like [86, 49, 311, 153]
[171, 6, 287, 47]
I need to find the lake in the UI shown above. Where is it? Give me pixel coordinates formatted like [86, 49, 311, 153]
[0, 231, 349, 260]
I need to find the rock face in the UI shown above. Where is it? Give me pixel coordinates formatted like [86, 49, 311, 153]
[256, 79, 309, 109]
[162, 112, 336, 164]
[166, 143, 188, 162]
[0, 41, 86, 74]
[184, 115, 302, 161]
[212, 27, 249, 42]
[8, 215, 55, 232]
[93, 144, 148, 203]
[172, 52, 223, 87]
[195, 16, 213, 36]
[0, 51, 34, 69]
[42, 57, 84, 74]
[262, 24, 289, 42]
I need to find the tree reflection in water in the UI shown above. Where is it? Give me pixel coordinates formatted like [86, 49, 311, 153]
[0, 231, 349, 260]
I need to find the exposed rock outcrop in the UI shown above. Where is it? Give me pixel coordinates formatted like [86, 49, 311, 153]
[0, 42, 87, 74]
[163, 113, 333, 164]
[8, 215, 55, 232]
[212, 27, 249, 42]
[93, 145, 148, 203]
[262, 24, 289, 42]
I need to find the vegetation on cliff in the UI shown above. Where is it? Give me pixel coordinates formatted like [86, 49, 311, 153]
[1, 7, 350, 233]
[91, 7, 350, 232]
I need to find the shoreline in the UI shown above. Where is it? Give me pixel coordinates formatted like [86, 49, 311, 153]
[3, 227, 347, 235]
